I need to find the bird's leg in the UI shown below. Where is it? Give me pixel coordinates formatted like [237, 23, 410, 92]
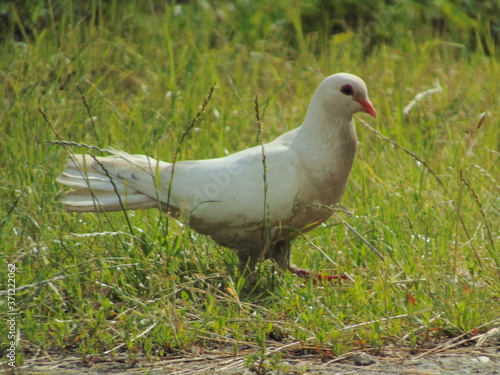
[237, 248, 259, 279]
[289, 266, 348, 282]
[269, 240, 291, 272]
[270, 240, 348, 282]
[269, 240, 306, 276]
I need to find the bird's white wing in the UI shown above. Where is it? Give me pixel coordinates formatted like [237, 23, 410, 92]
[165, 142, 303, 231]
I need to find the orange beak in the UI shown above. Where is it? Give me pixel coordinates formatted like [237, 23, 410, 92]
[358, 98, 377, 118]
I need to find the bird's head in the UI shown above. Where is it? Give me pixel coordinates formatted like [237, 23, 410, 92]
[316, 73, 377, 119]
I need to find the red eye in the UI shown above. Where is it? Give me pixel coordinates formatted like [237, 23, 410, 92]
[341, 84, 354, 95]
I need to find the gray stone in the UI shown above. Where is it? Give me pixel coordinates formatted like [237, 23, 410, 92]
[477, 328, 500, 346]
[352, 352, 377, 366]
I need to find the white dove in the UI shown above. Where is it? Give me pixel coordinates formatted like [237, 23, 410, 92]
[57, 73, 377, 280]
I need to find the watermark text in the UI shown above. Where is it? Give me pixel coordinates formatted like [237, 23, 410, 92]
[5, 263, 17, 368]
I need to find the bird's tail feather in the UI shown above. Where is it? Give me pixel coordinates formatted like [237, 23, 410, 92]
[57, 152, 161, 212]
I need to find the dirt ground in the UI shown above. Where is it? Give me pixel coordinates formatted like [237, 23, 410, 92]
[6, 346, 500, 375]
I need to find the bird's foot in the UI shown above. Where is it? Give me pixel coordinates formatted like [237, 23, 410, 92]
[290, 266, 348, 283]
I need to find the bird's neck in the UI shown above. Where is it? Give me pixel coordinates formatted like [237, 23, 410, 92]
[296, 105, 357, 160]
[292, 107, 358, 205]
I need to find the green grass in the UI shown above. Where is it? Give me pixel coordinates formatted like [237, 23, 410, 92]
[1, 0, 499, 369]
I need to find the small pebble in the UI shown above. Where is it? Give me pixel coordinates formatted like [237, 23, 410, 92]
[352, 353, 376, 366]
[476, 327, 500, 347]
[477, 356, 490, 363]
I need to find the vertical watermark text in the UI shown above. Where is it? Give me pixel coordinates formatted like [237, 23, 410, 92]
[5, 263, 17, 368]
